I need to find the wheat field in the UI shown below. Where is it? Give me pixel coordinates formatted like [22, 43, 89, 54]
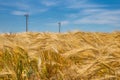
[0, 31, 120, 80]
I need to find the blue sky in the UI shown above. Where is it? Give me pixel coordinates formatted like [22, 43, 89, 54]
[0, 0, 120, 33]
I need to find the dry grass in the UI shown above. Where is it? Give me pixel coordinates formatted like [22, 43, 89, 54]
[0, 31, 120, 80]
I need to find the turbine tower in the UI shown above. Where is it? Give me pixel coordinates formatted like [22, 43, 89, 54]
[58, 22, 61, 33]
[24, 14, 29, 32]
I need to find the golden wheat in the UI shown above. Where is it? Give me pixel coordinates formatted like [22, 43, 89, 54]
[0, 31, 120, 80]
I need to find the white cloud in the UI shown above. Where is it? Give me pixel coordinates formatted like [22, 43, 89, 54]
[0, 2, 30, 10]
[15, 2, 30, 10]
[41, 1, 57, 6]
[68, 4, 106, 9]
[66, 8, 120, 27]
[11, 11, 27, 15]
[29, 8, 48, 15]
[0, 1, 48, 15]
[11, 8, 47, 16]
[67, 9, 107, 18]
[65, 0, 106, 9]
[82, 9, 106, 13]
[73, 10, 120, 26]
[61, 21, 70, 25]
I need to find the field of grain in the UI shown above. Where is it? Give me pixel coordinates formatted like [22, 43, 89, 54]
[0, 31, 120, 80]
